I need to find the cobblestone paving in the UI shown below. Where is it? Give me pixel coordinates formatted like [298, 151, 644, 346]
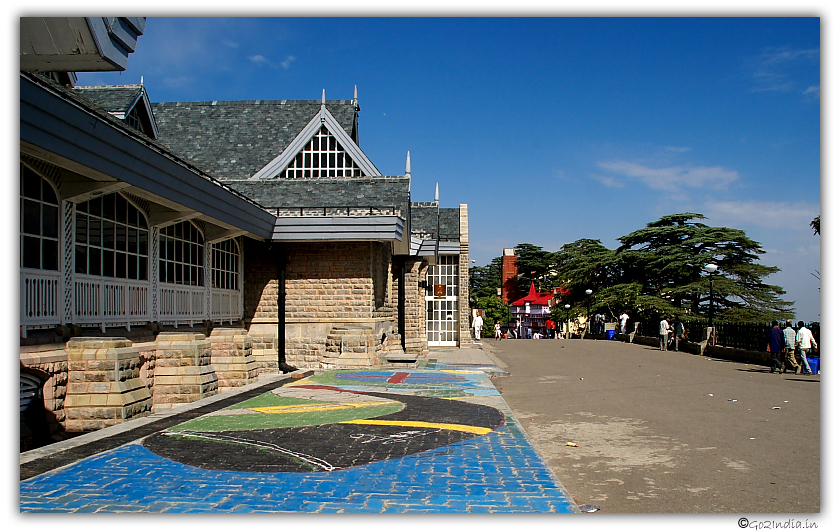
[20, 367, 577, 513]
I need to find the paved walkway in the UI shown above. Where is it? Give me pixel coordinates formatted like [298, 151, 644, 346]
[20, 346, 578, 513]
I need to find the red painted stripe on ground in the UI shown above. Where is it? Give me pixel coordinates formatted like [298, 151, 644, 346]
[387, 372, 409, 384]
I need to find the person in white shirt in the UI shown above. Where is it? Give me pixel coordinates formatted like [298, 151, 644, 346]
[494, 321, 502, 340]
[472, 313, 484, 340]
[659, 317, 671, 351]
[619, 312, 630, 334]
[795, 321, 817, 375]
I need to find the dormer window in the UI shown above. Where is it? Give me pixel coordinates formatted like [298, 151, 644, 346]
[283, 126, 362, 178]
[124, 106, 143, 133]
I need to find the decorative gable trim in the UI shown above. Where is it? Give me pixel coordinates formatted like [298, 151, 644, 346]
[250, 103, 381, 180]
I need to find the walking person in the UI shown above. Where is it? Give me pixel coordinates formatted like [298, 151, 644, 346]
[766, 321, 786, 374]
[494, 321, 502, 341]
[619, 311, 630, 335]
[673, 319, 685, 351]
[796, 321, 817, 375]
[659, 317, 671, 351]
[472, 313, 484, 341]
[782, 320, 800, 374]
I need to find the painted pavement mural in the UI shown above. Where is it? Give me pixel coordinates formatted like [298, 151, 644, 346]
[20, 368, 577, 512]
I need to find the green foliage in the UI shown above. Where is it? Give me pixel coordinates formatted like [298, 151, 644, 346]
[469, 256, 503, 303]
[811, 215, 820, 235]
[469, 213, 794, 325]
[476, 295, 510, 337]
[513, 243, 553, 294]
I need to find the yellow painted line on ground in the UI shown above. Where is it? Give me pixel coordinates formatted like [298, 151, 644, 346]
[250, 401, 400, 415]
[339, 419, 493, 435]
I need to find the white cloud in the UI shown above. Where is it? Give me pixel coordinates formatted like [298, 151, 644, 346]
[249, 55, 269, 64]
[703, 200, 819, 230]
[804, 85, 820, 99]
[749, 47, 819, 94]
[664, 146, 691, 153]
[597, 161, 739, 192]
[161, 76, 194, 89]
[280, 56, 296, 69]
[591, 174, 624, 188]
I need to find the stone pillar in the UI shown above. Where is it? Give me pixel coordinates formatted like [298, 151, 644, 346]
[208, 328, 258, 393]
[458, 204, 472, 346]
[403, 258, 429, 356]
[64, 337, 152, 433]
[153, 332, 218, 413]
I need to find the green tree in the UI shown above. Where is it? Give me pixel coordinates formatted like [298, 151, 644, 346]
[552, 213, 793, 323]
[476, 295, 510, 337]
[469, 256, 503, 303]
[513, 243, 552, 294]
[615, 213, 792, 322]
[811, 215, 820, 235]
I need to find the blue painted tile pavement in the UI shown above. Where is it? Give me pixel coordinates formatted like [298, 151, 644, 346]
[20, 367, 578, 513]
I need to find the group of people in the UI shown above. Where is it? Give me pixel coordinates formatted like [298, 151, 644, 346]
[766, 320, 818, 375]
[658, 317, 689, 351]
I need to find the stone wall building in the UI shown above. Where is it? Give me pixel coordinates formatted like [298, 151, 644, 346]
[18, 17, 471, 448]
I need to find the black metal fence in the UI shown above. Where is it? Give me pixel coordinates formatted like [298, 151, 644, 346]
[637, 318, 820, 356]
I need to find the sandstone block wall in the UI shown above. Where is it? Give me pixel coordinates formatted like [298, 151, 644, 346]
[404, 258, 429, 355]
[64, 338, 152, 433]
[152, 332, 218, 413]
[208, 328, 258, 393]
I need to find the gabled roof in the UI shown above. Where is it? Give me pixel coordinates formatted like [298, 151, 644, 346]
[21, 72, 274, 240]
[75, 84, 159, 138]
[250, 98, 380, 179]
[511, 282, 554, 307]
[151, 99, 360, 180]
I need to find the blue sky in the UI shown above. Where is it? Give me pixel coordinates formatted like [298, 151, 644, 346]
[74, 16, 822, 321]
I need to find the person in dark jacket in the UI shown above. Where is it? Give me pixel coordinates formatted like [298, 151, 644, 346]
[766, 321, 786, 374]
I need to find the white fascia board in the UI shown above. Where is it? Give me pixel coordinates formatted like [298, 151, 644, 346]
[320, 108, 381, 177]
[250, 105, 381, 180]
[272, 215, 403, 241]
[250, 112, 322, 180]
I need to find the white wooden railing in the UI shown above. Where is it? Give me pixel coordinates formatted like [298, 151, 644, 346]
[74, 275, 151, 331]
[158, 283, 205, 326]
[21, 274, 242, 333]
[211, 288, 240, 324]
[20, 269, 61, 332]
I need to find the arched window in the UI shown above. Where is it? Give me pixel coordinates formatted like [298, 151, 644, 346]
[20, 164, 59, 271]
[75, 193, 149, 280]
[159, 221, 204, 286]
[211, 239, 240, 290]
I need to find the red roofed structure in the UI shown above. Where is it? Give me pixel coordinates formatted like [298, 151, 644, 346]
[510, 282, 556, 338]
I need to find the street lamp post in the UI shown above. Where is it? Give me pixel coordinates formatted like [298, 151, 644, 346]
[585, 289, 593, 334]
[564, 303, 571, 339]
[704, 264, 718, 328]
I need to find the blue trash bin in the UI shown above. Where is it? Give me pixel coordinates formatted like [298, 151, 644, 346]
[807, 357, 820, 374]
[605, 330, 616, 340]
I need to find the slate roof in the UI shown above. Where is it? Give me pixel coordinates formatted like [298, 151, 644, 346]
[411, 203, 461, 242]
[227, 177, 410, 214]
[150, 100, 359, 181]
[74, 84, 145, 114]
[23, 72, 265, 212]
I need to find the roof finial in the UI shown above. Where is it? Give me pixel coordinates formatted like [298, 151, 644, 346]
[435, 182, 439, 204]
[140, 76, 144, 86]
[405, 151, 411, 176]
[354, 85, 358, 103]
[322, 89, 326, 106]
